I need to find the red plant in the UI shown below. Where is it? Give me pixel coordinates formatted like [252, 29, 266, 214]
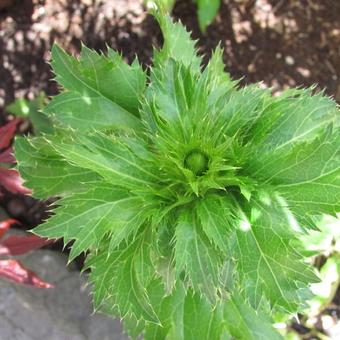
[0, 219, 53, 288]
[0, 118, 31, 195]
[0, 120, 53, 288]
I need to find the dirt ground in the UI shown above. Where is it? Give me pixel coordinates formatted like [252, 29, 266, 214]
[1, 0, 340, 125]
[0, 0, 339, 338]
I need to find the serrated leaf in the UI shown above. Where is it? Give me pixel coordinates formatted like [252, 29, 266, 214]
[87, 232, 160, 324]
[48, 131, 158, 191]
[144, 281, 185, 340]
[196, 194, 233, 253]
[202, 46, 236, 94]
[48, 44, 144, 131]
[145, 283, 226, 340]
[15, 136, 99, 198]
[250, 89, 339, 152]
[182, 290, 225, 340]
[174, 209, 221, 303]
[34, 184, 147, 260]
[145, 59, 196, 127]
[221, 84, 270, 137]
[45, 91, 142, 132]
[82, 45, 146, 115]
[233, 193, 319, 313]
[152, 14, 202, 71]
[248, 130, 340, 217]
[224, 293, 282, 340]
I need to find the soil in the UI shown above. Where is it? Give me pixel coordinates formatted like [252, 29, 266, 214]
[0, 0, 339, 338]
[1, 0, 340, 126]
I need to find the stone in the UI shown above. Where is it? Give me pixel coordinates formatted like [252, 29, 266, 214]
[0, 250, 128, 340]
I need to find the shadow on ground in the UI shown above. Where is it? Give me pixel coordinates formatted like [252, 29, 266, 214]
[174, 0, 340, 97]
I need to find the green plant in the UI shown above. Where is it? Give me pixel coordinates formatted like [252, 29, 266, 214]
[146, 0, 221, 32]
[15, 9, 339, 339]
[6, 92, 53, 135]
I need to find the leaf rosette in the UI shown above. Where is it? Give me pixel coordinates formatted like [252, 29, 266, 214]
[15, 11, 340, 340]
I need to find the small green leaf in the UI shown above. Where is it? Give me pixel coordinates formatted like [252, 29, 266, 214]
[152, 14, 202, 71]
[195, 0, 221, 32]
[49, 44, 144, 131]
[7, 93, 53, 135]
[196, 195, 233, 253]
[174, 210, 221, 303]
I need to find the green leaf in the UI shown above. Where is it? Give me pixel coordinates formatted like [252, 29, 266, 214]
[48, 44, 144, 131]
[221, 84, 270, 137]
[144, 281, 186, 340]
[196, 194, 233, 253]
[233, 192, 319, 313]
[45, 91, 141, 132]
[136, 283, 281, 340]
[182, 290, 225, 340]
[152, 14, 202, 71]
[145, 283, 226, 340]
[15, 136, 99, 198]
[201, 46, 236, 94]
[174, 209, 221, 303]
[248, 130, 340, 217]
[86, 232, 160, 324]
[34, 184, 146, 260]
[84, 45, 146, 115]
[195, 0, 221, 32]
[249, 89, 339, 152]
[145, 59, 196, 127]
[7, 92, 53, 135]
[224, 293, 282, 340]
[48, 131, 158, 191]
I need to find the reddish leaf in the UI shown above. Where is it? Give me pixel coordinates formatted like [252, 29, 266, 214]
[0, 119, 21, 150]
[0, 219, 19, 239]
[0, 259, 53, 288]
[0, 234, 53, 256]
[0, 147, 15, 164]
[0, 167, 31, 194]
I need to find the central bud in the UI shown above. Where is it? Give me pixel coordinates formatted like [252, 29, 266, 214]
[184, 150, 209, 176]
